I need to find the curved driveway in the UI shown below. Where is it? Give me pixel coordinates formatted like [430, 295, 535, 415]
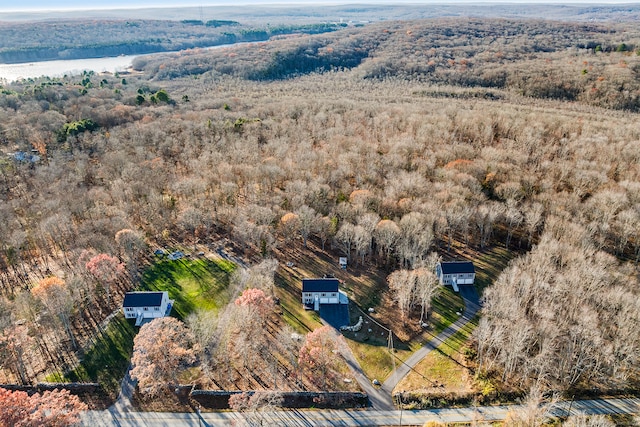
[381, 285, 480, 397]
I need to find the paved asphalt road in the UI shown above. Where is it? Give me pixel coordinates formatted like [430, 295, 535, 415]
[82, 397, 639, 426]
[88, 281, 635, 427]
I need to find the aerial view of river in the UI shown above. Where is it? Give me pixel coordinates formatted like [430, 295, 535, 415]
[0, 43, 243, 84]
[0, 54, 140, 83]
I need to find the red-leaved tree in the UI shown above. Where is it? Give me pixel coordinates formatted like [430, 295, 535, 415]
[0, 387, 86, 426]
[0, 324, 34, 384]
[130, 317, 198, 397]
[234, 288, 274, 324]
[85, 253, 125, 304]
[298, 325, 340, 389]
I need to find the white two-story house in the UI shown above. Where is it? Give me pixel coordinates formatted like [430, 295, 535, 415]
[302, 278, 347, 311]
[122, 291, 173, 326]
[436, 261, 475, 292]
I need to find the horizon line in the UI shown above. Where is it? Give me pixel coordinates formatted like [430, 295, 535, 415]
[2, 1, 640, 14]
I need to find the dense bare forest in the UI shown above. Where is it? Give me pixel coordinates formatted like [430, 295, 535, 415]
[0, 19, 343, 63]
[0, 17, 639, 402]
[136, 19, 640, 111]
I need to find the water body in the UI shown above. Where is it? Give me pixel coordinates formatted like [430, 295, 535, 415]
[0, 43, 243, 83]
[0, 54, 140, 83]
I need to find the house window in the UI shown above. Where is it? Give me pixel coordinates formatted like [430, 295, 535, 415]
[154, 307, 159, 311]
[144, 307, 148, 311]
[321, 293, 326, 297]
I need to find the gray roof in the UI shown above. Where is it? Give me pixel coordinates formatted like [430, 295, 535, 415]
[302, 278, 339, 293]
[440, 261, 475, 275]
[123, 291, 164, 308]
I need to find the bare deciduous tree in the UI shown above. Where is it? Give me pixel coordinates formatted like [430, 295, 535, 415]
[477, 225, 640, 390]
[503, 385, 558, 427]
[294, 205, 318, 248]
[563, 415, 616, 427]
[335, 222, 356, 262]
[374, 219, 400, 264]
[414, 268, 441, 324]
[31, 276, 77, 349]
[387, 269, 415, 323]
[397, 212, 434, 268]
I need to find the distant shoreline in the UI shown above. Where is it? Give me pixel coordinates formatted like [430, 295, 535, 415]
[1, 3, 640, 24]
[0, 42, 250, 83]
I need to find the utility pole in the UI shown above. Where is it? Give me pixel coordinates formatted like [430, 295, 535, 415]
[387, 329, 396, 372]
[567, 395, 575, 419]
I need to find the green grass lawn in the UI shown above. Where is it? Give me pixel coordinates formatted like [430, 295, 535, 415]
[55, 255, 236, 397]
[473, 245, 516, 293]
[430, 287, 465, 335]
[396, 315, 479, 393]
[276, 270, 323, 333]
[53, 314, 136, 398]
[343, 288, 464, 383]
[140, 256, 236, 319]
[347, 337, 417, 383]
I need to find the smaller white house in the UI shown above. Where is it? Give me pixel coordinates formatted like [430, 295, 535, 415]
[302, 278, 347, 311]
[436, 261, 475, 292]
[123, 291, 173, 326]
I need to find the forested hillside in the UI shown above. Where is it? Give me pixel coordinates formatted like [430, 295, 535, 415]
[0, 17, 639, 402]
[0, 19, 342, 63]
[137, 19, 640, 111]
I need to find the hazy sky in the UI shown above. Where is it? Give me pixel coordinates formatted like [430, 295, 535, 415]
[1, 0, 637, 12]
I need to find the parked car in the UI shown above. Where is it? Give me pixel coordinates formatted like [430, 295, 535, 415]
[168, 251, 185, 260]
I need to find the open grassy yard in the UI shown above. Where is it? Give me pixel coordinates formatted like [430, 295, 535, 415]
[53, 314, 136, 400]
[49, 254, 236, 399]
[139, 255, 236, 319]
[342, 288, 464, 383]
[472, 246, 516, 293]
[429, 288, 465, 335]
[395, 315, 479, 394]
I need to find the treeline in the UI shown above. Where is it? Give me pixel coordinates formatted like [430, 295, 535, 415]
[476, 224, 639, 391]
[136, 19, 640, 111]
[0, 19, 343, 64]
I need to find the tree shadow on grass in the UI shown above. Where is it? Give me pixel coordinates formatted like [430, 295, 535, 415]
[65, 314, 135, 399]
[139, 258, 235, 320]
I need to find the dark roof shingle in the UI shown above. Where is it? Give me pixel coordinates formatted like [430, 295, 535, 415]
[302, 278, 339, 293]
[440, 261, 475, 275]
[123, 292, 164, 308]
